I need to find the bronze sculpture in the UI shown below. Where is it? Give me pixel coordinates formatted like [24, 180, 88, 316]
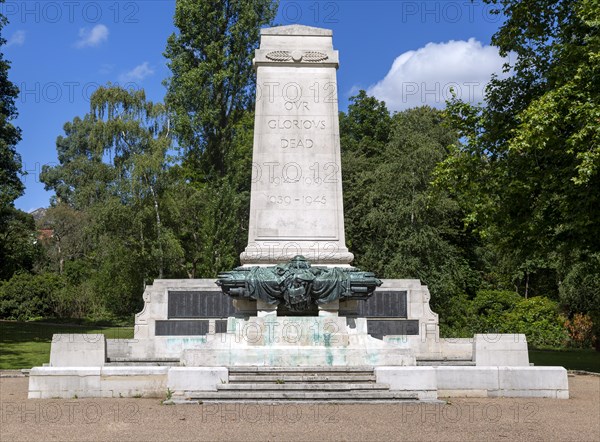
[216, 255, 382, 312]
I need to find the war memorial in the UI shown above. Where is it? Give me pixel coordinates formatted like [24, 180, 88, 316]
[28, 25, 568, 402]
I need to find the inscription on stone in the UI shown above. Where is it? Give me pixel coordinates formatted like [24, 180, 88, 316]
[240, 25, 353, 264]
[367, 320, 419, 339]
[357, 290, 408, 318]
[168, 291, 235, 319]
[154, 319, 228, 336]
[155, 320, 209, 336]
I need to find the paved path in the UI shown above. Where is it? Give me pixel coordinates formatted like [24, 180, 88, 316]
[1, 375, 598, 441]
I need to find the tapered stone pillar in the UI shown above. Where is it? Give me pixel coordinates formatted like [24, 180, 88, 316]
[240, 25, 354, 266]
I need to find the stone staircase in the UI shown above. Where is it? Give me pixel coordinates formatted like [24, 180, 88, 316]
[181, 367, 419, 402]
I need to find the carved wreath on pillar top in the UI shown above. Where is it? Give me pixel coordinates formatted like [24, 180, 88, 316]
[265, 50, 329, 63]
[216, 255, 382, 312]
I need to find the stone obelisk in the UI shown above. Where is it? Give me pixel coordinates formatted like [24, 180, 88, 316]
[240, 25, 354, 266]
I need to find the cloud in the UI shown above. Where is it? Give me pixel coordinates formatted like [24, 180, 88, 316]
[99, 64, 115, 75]
[367, 38, 511, 111]
[6, 30, 26, 48]
[76, 24, 109, 48]
[118, 62, 155, 83]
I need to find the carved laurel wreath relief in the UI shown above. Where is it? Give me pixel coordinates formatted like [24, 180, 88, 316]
[265, 50, 329, 62]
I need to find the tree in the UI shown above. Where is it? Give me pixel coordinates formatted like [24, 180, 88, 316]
[340, 91, 392, 256]
[0, 3, 37, 280]
[40, 115, 115, 210]
[341, 92, 480, 309]
[0, 207, 36, 280]
[164, 0, 277, 179]
[0, 2, 22, 210]
[436, 0, 600, 304]
[163, 1, 276, 275]
[90, 85, 180, 280]
[41, 86, 182, 315]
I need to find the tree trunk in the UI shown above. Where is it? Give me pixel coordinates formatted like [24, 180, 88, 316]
[148, 181, 164, 279]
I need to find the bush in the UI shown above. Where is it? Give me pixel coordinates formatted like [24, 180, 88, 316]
[560, 255, 600, 350]
[502, 297, 568, 348]
[439, 292, 476, 338]
[0, 273, 65, 321]
[471, 290, 522, 332]
[440, 290, 569, 348]
[50, 281, 110, 320]
[560, 254, 600, 313]
[565, 313, 596, 348]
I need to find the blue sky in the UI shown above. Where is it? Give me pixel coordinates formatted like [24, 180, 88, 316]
[3, 1, 507, 212]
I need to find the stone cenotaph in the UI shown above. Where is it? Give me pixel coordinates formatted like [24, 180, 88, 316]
[240, 25, 353, 266]
[28, 25, 569, 402]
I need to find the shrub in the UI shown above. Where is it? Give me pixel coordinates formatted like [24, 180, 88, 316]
[471, 290, 522, 333]
[50, 281, 109, 320]
[0, 273, 65, 321]
[439, 292, 476, 338]
[565, 313, 596, 348]
[440, 290, 570, 348]
[502, 297, 569, 348]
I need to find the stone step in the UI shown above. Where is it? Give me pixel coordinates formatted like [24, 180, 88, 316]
[416, 360, 475, 366]
[169, 399, 423, 404]
[228, 366, 374, 373]
[218, 383, 389, 391]
[105, 361, 178, 366]
[185, 391, 418, 400]
[229, 375, 377, 383]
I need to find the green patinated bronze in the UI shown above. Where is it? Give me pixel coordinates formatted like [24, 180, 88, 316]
[216, 256, 382, 312]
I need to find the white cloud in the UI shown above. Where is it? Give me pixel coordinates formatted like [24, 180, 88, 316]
[76, 24, 109, 48]
[118, 62, 155, 83]
[6, 30, 26, 48]
[367, 38, 511, 111]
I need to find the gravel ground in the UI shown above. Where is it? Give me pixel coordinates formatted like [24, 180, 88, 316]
[1, 374, 598, 442]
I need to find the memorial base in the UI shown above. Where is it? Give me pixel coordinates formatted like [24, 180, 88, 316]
[180, 316, 416, 367]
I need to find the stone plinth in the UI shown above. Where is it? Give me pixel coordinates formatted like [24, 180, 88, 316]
[473, 333, 529, 366]
[180, 316, 415, 367]
[50, 334, 106, 367]
[240, 25, 353, 265]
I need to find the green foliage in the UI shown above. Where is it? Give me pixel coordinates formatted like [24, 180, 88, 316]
[164, 0, 277, 178]
[40, 115, 113, 210]
[502, 297, 568, 348]
[342, 93, 480, 310]
[163, 0, 271, 276]
[39, 86, 180, 316]
[471, 290, 523, 332]
[0, 2, 23, 209]
[559, 253, 600, 313]
[165, 112, 254, 278]
[0, 273, 66, 321]
[438, 292, 475, 338]
[560, 254, 600, 347]
[0, 3, 36, 280]
[436, 0, 600, 306]
[443, 290, 568, 348]
[0, 207, 38, 280]
[529, 349, 600, 372]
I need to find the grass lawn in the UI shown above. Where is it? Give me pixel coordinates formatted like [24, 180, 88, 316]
[529, 349, 600, 372]
[0, 320, 133, 369]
